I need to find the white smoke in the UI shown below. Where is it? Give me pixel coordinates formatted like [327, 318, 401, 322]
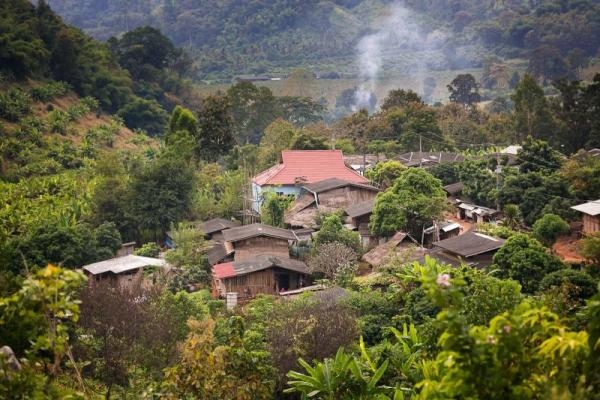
[354, 3, 450, 110]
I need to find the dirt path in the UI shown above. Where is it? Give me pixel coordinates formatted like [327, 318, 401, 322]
[553, 233, 587, 264]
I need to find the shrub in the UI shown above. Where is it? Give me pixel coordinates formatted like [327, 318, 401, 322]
[540, 268, 598, 300]
[47, 110, 69, 134]
[135, 242, 161, 258]
[532, 213, 570, 246]
[29, 81, 70, 102]
[0, 88, 31, 122]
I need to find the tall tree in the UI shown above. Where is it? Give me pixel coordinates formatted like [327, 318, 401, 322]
[447, 74, 481, 109]
[227, 82, 276, 145]
[512, 74, 557, 143]
[129, 156, 194, 239]
[370, 168, 447, 239]
[196, 95, 235, 162]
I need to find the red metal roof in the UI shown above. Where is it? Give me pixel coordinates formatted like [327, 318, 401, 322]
[253, 150, 369, 185]
[212, 262, 236, 279]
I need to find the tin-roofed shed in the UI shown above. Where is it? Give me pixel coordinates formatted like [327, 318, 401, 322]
[571, 200, 600, 234]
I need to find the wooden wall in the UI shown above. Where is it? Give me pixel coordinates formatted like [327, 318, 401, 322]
[318, 187, 377, 208]
[234, 236, 290, 261]
[215, 268, 307, 298]
[583, 214, 600, 235]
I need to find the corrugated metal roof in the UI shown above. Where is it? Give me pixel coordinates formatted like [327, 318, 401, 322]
[252, 150, 369, 185]
[303, 178, 378, 194]
[433, 232, 504, 258]
[572, 200, 600, 216]
[83, 255, 165, 275]
[207, 243, 234, 266]
[201, 218, 241, 235]
[222, 223, 297, 242]
[346, 199, 375, 218]
[443, 182, 464, 195]
[212, 255, 309, 279]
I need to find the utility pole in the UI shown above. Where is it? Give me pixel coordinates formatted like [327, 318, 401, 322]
[494, 147, 501, 211]
[419, 135, 423, 168]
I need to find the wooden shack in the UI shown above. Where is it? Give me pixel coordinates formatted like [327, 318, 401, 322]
[571, 200, 600, 235]
[212, 255, 310, 299]
[285, 178, 379, 228]
[82, 255, 166, 290]
[432, 231, 505, 268]
[345, 199, 377, 249]
[222, 223, 297, 261]
[201, 218, 241, 241]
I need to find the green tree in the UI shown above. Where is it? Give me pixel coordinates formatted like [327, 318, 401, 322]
[257, 118, 298, 169]
[313, 213, 361, 254]
[532, 213, 570, 247]
[162, 317, 275, 399]
[117, 98, 168, 137]
[447, 73, 481, 108]
[0, 265, 85, 397]
[129, 156, 194, 240]
[517, 136, 564, 174]
[364, 160, 406, 190]
[261, 191, 293, 228]
[370, 168, 447, 238]
[196, 94, 235, 162]
[582, 233, 600, 266]
[512, 74, 557, 142]
[502, 204, 522, 230]
[492, 233, 565, 293]
[381, 88, 423, 111]
[227, 82, 276, 145]
[109, 26, 176, 80]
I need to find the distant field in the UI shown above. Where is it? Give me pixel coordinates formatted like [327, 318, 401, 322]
[194, 68, 486, 109]
[191, 59, 539, 110]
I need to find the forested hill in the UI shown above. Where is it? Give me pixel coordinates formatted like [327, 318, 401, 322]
[45, 0, 600, 80]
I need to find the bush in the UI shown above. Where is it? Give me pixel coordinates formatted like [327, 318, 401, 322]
[532, 213, 570, 246]
[135, 242, 161, 258]
[29, 81, 70, 102]
[540, 268, 598, 300]
[0, 88, 31, 122]
[47, 110, 69, 134]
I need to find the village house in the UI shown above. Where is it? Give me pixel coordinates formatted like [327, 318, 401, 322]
[212, 254, 310, 299]
[571, 200, 600, 235]
[222, 223, 297, 261]
[252, 150, 369, 213]
[431, 231, 505, 268]
[422, 220, 462, 245]
[200, 218, 241, 241]
[345, 199, 377, 248]
[82, 254, 166, 290]
[362, 231, 424, 268]
[456, 202, 498, 224]
[284, 178, 379, 229]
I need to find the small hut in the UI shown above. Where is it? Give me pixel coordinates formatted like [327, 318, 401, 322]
[571, 200, 600, 235]
[212, 255, 310, 299]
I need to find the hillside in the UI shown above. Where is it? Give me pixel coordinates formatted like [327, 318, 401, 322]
[46, 0, 600, 82]
[0, 80, 158, 180]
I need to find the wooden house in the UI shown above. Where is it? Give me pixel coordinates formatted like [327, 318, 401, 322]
[571, 200, 600, 235]
[82, 255, 166, 290]
[222, 223, 298, 262]
[252, 150, 370, 213]
[285, 178, 379, 229]
[362, 232, 424, 268]
[457, 202, 498, 224]
[422, 220, 462, 246]
[345, 199, 377, 249]
[201, 218, 241, 242]
[432, 231, 504, 268]
[212, 255, 310, 298]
